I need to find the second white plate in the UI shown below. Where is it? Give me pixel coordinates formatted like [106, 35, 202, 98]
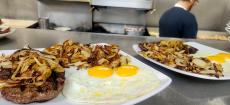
[0, 28, 16, 38]
[133, 42, 230, 80]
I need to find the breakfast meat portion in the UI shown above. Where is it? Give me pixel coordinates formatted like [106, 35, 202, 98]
[138, 40, 223, 78]
[0, 68, 12, 80]
[0, 54, 12, 81]
[44, 40, 130, 69]
[0, 48, 65, 104]
[1, 72, 65, 104]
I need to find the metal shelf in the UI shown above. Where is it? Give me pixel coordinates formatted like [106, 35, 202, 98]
[53, 0, 90, 3]
[91, 0, 153, 10]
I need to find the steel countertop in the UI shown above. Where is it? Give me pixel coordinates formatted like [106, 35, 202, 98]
[1, 29, 230, 105]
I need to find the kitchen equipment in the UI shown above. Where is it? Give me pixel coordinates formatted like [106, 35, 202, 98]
[54, 27, 72, 31]
[38, 17, 49, 29]
[225, 21, 230, 42]
[125, 25, 145, 36]
[91, 0, 154, 10]
[227, 21, 230, 27]
[226, 21, 230, 34]
[226, 27, 230, 34]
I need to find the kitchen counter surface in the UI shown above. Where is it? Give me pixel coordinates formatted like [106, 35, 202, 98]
[1, 29, 230, 105]
[1, 19, 38, 28]
[147, 27, 229, 40]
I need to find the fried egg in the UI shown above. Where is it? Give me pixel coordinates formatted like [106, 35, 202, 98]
[63, 65, 160, 105]
[207, 53, 230, 64]
[88, 66, 114, 78]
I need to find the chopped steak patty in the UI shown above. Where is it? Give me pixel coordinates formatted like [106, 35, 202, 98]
[0, 67, 12, 80]
[1, 72, 65, 104]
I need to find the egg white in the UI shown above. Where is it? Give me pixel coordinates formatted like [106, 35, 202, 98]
[222, 61, 230, 75]
[63, 68, 160, 105]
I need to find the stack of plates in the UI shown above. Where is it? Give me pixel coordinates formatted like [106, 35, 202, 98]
[0, 19, 16, 38]
[226, 21, 230, 35]
[225, 21, 230, 41]
[0, 25, 16, 39]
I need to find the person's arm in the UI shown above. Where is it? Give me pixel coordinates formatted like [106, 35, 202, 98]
[182, 15, 198, 38]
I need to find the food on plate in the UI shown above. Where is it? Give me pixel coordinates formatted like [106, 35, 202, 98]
[44, 40, 159, 104]
[0, 48, 65, 104]
[0, 40, 159, 104]
[0, 25, 10, 34]
[138, 40, 198, 67]
[44, 40, 92, 68]
[207, 53, 230, 64]
[116, 65, 138, 77]
[63, 65, 160, 105]
[88, 66, 114, 78]
[44, 40, 130, 69]
[207, 53, 230, 71]
[138, 40, 223, 78]
[88, 44, 130, 68]
[0, 19, 2, 24]
[87, 65, 138, 78]
[189, 58, 223, 77]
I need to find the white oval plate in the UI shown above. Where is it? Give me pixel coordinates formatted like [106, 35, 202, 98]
[0, 45, 171, 105]
[0, 28, 16, 38]
[133, 42, 230, 80]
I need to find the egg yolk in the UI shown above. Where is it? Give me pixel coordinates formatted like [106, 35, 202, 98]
[207, 53, 230, 64]
[88, 66, 113, 78]
[217, 53, 230, 59]
[207, 56, 225, 63]
[116, 65, 139, 77]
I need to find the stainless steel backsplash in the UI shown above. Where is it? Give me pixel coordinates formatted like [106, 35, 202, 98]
[0, 0, 230, 31]
[0, 0, 38, 20]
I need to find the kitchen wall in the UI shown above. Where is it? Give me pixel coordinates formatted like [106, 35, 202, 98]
[146, 0, 230, 31]
[0, 0, 230, 31]
[37, 0, 92, 30]
[0, 0, 38, 20]
[93, 7, 146, 26]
